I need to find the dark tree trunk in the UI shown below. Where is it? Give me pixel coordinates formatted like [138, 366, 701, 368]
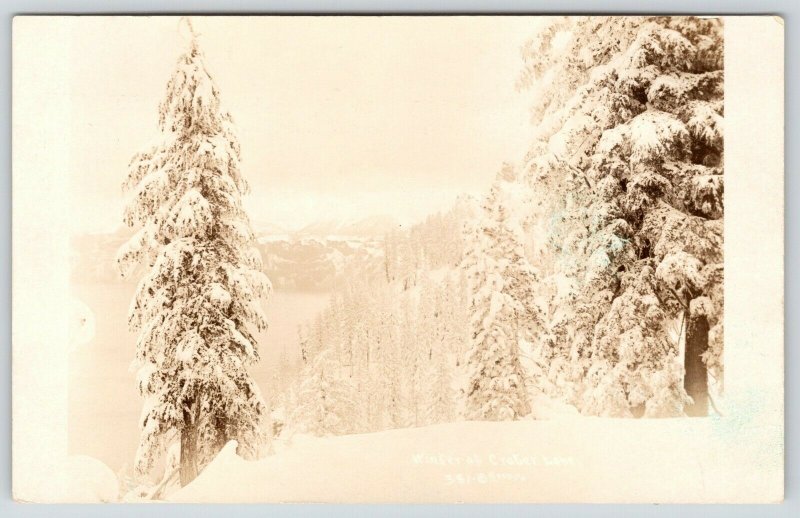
[180, 420, 199, 487]
[684, 309, 710, 417]
[213, 416, 228, 455]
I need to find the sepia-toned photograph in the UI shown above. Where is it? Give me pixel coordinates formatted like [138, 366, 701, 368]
[11, 15, 784, 503]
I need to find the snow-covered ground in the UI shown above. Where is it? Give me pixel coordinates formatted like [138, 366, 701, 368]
[18, 455, 119, 503]
[170, 406, 781, 503]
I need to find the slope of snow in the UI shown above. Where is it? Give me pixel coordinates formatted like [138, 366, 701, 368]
[22, 455, 119, 503]
[528, 394, 581, 420]
[170, 413, 781, 503]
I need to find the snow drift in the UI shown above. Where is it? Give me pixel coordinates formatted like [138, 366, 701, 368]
[171, 412, 780, 503]
[16, 455, 119, 503]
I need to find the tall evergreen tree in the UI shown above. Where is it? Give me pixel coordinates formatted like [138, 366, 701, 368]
[463, 170, 537, 421]
[423, 281, 456, 426]
[117, 21, 271, 485]
[519, 16, 724, 416]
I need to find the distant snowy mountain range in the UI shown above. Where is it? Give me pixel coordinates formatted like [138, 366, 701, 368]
[247, 214, 403, 240]
[70, 198, 481, 292]
[294, 214, 402, 239]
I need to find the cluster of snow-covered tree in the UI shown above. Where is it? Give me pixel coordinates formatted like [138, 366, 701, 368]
[382, 195, 478, 289]
[283, 16, 724, 433]
[280, 163, 548, 432]
[283, 227, 473, 435]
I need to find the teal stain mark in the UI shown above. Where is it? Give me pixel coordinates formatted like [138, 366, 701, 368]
[709, 387, 783, 472]
[592, 250, 611, 269]
[608, 235, 628, 254]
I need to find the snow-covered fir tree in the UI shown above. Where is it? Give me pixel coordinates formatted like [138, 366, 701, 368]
[518, 16, 724, 416]
[421, 277, 456, 425]
[416, 281, 459, 422]
[423, 346, 456, 424]
[117, 22, 271, 485]
[463, 167, 541, 421]
[290, 348, 357, 436]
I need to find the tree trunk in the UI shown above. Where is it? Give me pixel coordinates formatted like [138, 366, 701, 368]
[180, 422, 199, 487]
[213, 416, 228, 455]
[684, 308, 710, 417]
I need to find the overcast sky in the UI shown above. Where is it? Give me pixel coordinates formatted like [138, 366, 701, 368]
[65, 16, 542, 233]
